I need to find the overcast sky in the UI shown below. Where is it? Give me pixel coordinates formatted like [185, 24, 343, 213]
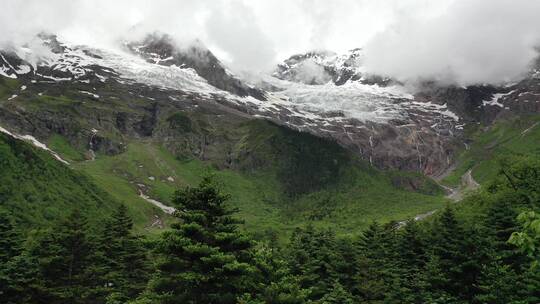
[2, 0, 540, 85]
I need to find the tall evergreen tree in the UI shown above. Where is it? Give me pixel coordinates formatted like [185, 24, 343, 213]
[421, 254, 459, 304]
[318, 281, 354, 304]
[429, 207, 463, 300]
[28, 210, 98, 304]
[287, 226, 361, 302]
[484, 199, 522, 264]
[475, 261, 523, 304]
[287, 226, 345, 301]
[428, 207, 485, 302]
[333, 236, 359, 294]
[98, 205, 150, 303]
[247, 244, 310, 304]
[508, 210, 540, 302]
[145, 176, 256, 304]
[357, 222, 389, 303]
[387, 220, 428, 304]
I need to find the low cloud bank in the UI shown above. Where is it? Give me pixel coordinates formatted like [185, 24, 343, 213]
[363, 0, 540, 86]
[1, 0, 539, 85]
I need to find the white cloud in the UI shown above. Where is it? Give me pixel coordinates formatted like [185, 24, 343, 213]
[204, 1, 276, 71]
[1, 0, 539, 84]
[363, 0, 540, 85]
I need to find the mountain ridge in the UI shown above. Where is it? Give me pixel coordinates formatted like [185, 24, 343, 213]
[1, 33, 539, 178]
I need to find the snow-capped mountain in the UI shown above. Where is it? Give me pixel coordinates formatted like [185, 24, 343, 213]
[126, 33, 267, 100]
[273, 49, 391, 86]
[1, 34, 539, 175]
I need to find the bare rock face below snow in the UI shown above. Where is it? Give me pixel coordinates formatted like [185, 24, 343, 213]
[1, 35, 540, 176]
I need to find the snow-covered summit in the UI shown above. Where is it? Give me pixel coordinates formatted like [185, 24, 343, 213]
[273, 48, 391, 86]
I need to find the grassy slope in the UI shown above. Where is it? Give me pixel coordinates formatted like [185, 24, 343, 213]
[0, 132, 119, 228]
[0, 77, 19, 99]
[75, 138, 446, 240]
[443, 114, 540, 186]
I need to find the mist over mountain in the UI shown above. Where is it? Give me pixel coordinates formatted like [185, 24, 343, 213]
[3, 0, 540, 86]
[363, 0, 540, 86]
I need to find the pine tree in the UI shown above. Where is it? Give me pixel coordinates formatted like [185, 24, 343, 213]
[484, 199, 525, 266]
[319, 281, 355, 304]
[421, 254, 458, 304]
[145, 176, 256, 304]
[28, 210, 98, 304]
[428, 207, 464, 300]
[387, 220, 428, 304]
[428, 207, 485, 302]
[97, 205, 150, 303]
[333, 236, 359, 294]
[287, 226, 343, 301]
[357, 222, 388, 303]
[248, 244, 310, 304]
[1, 252, 42, 304]
[472, 199, 531, 303]
[522, 266, 540, 303]
[475, 261, 523, 304]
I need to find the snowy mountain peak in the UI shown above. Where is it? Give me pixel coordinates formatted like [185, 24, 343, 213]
[273, 48, 392, 87]
[126, 33, 267, 100]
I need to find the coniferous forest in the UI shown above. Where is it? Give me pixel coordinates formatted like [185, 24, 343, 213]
[1, 156, 539, 304]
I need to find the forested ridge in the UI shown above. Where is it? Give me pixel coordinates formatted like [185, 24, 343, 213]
[1, 155, 540, 304]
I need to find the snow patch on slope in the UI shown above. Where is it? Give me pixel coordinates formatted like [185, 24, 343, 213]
[482, 90, 516, 108]
[0, 126, 70, 165]
[259, 76, 459, 124]
[138, 191, 176, 214]
[275, 81, 412, 123]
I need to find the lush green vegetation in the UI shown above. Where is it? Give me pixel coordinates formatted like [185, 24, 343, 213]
[0, 118, 447, 241]
[238, 119, 353, 197]
[443, 114, 540, 186]
[0, 133, 121, 227]
[1, 156, 539, 304]
[0, 77, 19, 100]
[74, 138, 446, 240]
[47, 134, 86, 162]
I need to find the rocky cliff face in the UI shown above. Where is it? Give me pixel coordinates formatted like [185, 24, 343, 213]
[1, 35, 539, 177]
[267, 50, 540, 175]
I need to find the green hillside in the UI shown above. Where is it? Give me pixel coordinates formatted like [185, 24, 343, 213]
[0, 119, 448, 240]
[443, 114, 540, 186]
[0, 132, 117, 227]
[72, 120, 447, 240]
